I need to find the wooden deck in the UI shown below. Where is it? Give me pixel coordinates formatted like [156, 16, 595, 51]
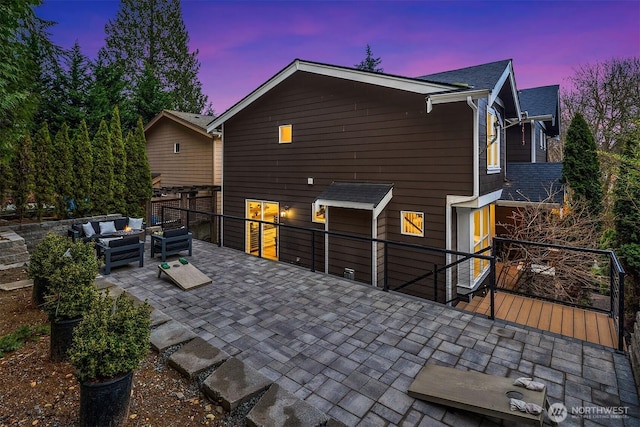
[457, 291, 619, 349]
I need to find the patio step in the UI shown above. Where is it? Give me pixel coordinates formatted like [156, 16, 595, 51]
[168, 336, 229, 379]
[150, 319, 197, 351]
[202, 357, 272, 411]
[247, 383, 329, 427]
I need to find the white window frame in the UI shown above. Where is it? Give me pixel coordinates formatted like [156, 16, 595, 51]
[400, 210, 424, 237]
[456, 203, 496, 289]
[174, 143, 180, 153]
[279, 124, 292, 144]
[486, 107, 501, 173]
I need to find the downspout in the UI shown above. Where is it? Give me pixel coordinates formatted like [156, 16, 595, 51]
[444, 96, 479, 303]
[220, 123, 225, 246]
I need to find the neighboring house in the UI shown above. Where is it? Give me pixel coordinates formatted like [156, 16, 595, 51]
[206, 59, 560, 302]
[145, 110, 222, 214]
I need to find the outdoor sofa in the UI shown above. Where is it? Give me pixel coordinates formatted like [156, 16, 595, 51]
[68, 217, 145, 243]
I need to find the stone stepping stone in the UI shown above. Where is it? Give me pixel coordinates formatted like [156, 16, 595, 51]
[168, 337, 229, 379]
[247, 383, 329, 427]
[150, 320, 197, 351]
[202, 357, 272, 411]
[0, 279, 32, 291]
[150, 309, 172, 327]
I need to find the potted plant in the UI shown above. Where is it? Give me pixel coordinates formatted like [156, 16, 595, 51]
[68, 293, 151, 427]
[43, 239, 99, 362]
[27, 233, 68, 307]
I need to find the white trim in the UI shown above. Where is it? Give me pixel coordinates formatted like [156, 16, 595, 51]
[427, 89, 490, 109]
[452, 189, 503, 208]
[279, 124, 292, 144]
[174, 143, 180, 153]
[372, 216, 377, 287]
[207, 60, 454, 132]
[315, 187, 392, 218]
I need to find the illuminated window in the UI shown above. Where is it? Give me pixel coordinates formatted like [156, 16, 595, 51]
[401, 211, 424, 237]
[279, 125, 292, 144]
[174, 143, 180, 153]
[312, 204, 326, 223]
[472, 204, 495, 280]
[486, 109, 500, 171]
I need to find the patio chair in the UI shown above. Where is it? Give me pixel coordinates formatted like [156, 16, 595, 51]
[97, 236, 145, 275]
[151, 227, 193, 262]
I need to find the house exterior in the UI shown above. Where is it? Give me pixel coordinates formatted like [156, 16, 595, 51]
[145, 110, 222, 191]
[206, 59, 560, 302]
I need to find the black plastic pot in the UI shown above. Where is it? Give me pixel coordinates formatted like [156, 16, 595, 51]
[80, 371, 133, 427]
[31, 277, 49, 307]
[49, 316, 82, 362]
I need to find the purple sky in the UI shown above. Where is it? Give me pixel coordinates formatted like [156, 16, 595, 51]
[38, 0, 640, 115]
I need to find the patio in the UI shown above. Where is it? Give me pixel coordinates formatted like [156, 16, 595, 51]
[105, 237, 639, 426]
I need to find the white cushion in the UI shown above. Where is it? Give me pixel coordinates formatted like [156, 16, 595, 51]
[128, 217, 143, 230]
[99, 221, 117, 235]
[82, 222, 95, 238]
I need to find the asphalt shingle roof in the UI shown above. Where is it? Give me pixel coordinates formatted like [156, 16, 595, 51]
[315, 182, 393, 207]
[166, 110, 215, 130]
[501, 162, 564, 204]
[416, 59, 512, 90]
[519, 85, 559, 118]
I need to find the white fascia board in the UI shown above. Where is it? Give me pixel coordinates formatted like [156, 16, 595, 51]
[372, 188, 393, 219]
[452, 189, 503, 208]
[489, 62, 521, 118]
[427, 89, 490, 107]
[316, 199, 375, 211]
[207, 60, 454, 133]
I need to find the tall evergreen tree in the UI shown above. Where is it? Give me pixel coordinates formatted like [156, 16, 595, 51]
[110, 106, 127, 215]
[32, 122, 55, 220]
[0, 0, 53, 159]
[86, 50, 126, 135]
[561, 113, 604, 217]
[57, 41, 92, 133]
[72, 120, 93, 215]
[91, 120, 114, 214]
[10, 134, 35, 222]
[355, 44, 383, 73]
[52, 123, 73, 219]
[102, 0, 208, 129]
[132, 62, 172, 125]
[124, 118, 152, 217]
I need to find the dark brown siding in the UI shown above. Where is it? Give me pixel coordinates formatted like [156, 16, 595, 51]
[327, 207, 372, 283]
[222, 71, 476, 286]
[506, 123, 532, 162]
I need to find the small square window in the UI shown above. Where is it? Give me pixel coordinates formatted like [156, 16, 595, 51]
[401, 211, 424, 237]
[279, 125, 292, 144]
[312, 204, 326, 223]
[174, 143, 180, 153]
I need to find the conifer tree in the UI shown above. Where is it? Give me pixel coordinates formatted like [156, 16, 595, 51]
[110, 106, 127, 215]
[58, 41, 92, 134]
[86, 51, 126, 135]
[124, 118, 152, 217]
[32, 122, 55, 220]
[91, 120, 114, 214]
[355, 44, 383, 73]
[102, 0, 208, 129]
[72, 120, 93, 215]
[52, 123, 73, 218]
[10, 134, 35, 222]
[561, 113, 603, 217]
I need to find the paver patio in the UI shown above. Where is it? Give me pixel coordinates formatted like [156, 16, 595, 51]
[105, 237, 639, 426]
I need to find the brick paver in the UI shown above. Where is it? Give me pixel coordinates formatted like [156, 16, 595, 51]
[106, 238, 640, 426]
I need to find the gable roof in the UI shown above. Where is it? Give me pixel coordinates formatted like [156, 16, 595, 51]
[500, 162, 564, 206]
[207, 59, 459, 133]
[417, 59, 513, 91]
[145, 109, 217, 138]
[518, 85, 560, 136]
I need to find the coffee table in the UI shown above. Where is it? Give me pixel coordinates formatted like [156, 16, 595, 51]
[157, 260, 212, 291]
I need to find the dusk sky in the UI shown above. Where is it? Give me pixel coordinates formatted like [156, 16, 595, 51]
[38, 0, 640, 115]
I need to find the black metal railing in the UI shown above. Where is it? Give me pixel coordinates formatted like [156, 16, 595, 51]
[158, 206, 492, 305]
[493, 237, 625, 351]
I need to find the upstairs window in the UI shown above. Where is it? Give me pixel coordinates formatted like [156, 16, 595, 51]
[279, 125, 292, 144]
[174, 143, 180, 153]
[401, 211, 424, 237]
[486, 108, 500, 171]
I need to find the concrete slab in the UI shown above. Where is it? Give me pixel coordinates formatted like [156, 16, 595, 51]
[247, 383, 329, 427]
[202, 357, 272, 411]
[0, 279, 32, 291]
[150, 308, 172, 327]
[150, 320, 197, 351]
[168, 336, 229, 379]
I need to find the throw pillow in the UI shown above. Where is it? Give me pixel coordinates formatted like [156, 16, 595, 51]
[99, 221, 117, 235]
[82, 222, 95, 238]
[128, 217, 143, 230]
